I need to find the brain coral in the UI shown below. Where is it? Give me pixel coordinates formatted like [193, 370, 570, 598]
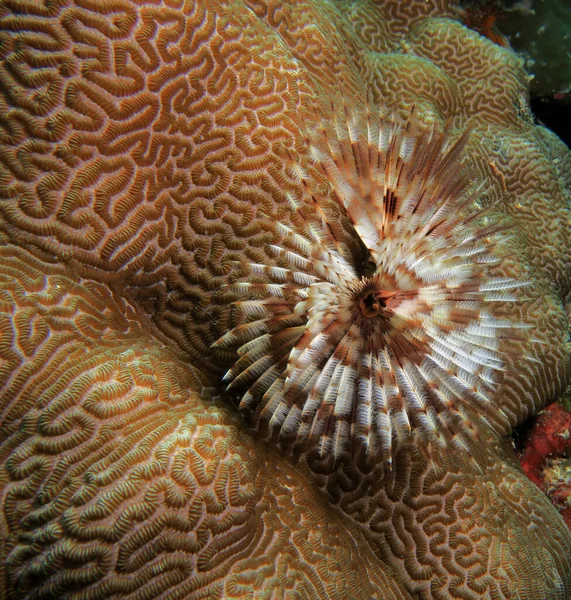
[0, 0, 570, 599]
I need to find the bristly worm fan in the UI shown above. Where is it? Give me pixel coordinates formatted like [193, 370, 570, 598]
[214, 104, 528, 466]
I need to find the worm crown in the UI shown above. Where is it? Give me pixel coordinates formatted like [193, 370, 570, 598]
[214, 105, 527, 466]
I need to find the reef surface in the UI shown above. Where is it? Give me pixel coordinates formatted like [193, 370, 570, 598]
[0, 1, 570, 599]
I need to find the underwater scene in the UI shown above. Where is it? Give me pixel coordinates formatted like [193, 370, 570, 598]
[0, 0, 570, 598]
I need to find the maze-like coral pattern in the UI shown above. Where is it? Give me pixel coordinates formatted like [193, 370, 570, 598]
[0, 243, 412, 599]
[309, 437, 571, 599]
[0, 0, 314, 369]
[1, 0, 570, 598]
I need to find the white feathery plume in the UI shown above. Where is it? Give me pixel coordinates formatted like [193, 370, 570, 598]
[213, 104, 529, 466]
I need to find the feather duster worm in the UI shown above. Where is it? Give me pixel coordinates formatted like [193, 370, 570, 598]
[214, 105, 528, 465]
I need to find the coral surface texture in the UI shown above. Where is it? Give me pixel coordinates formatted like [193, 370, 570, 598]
[0, 0, 570, 599]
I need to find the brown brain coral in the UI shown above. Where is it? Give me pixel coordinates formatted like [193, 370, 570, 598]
[0, 1, 570, 599]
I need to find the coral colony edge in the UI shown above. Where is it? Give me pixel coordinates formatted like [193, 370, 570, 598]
[0, 1, 571, 600]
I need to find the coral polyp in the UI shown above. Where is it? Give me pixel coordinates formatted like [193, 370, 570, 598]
[214, 106, 527, 464]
